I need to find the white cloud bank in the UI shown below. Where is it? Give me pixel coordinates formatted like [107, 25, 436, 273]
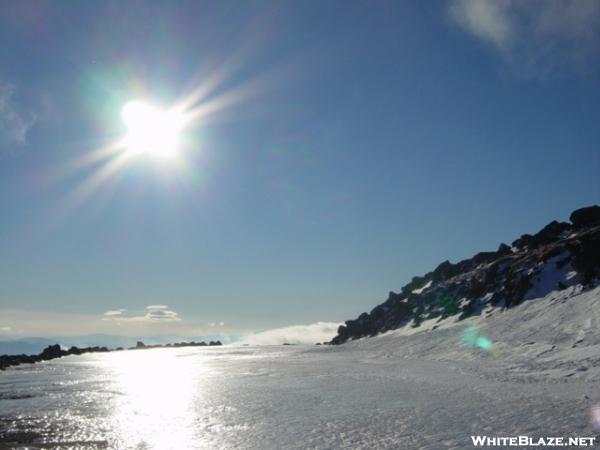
[238, 321, 341, 345]
[0, 82, 35, 146]
[449, 0, 600, 75]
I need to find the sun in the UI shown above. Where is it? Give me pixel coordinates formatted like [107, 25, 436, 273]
[121, 100, 185, 158]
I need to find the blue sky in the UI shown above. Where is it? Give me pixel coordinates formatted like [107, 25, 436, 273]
[0, 1, 598, 340]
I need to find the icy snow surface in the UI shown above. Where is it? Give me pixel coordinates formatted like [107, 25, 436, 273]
[1, 286, 599, 449]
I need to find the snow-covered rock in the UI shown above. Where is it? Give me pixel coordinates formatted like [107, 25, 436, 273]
[331, 205, 600, 345]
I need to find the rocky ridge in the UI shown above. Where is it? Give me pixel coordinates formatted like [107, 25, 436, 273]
[0, 340, 223, 371]
[330, 205, 600, 345]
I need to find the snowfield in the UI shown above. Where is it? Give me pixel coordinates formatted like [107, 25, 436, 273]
[1, 286, 599, 449]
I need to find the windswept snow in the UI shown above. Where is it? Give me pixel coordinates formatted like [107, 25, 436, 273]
[352, 285, 600, 383]
[1, 286, 599, 449]
[523, 252, 580, 301]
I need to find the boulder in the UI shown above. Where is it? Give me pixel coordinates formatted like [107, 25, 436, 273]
[532, 221, 571, 245]
[570, 206, 600, 227]
[431, 260, 458, 282]
[472, 251, 497, 265]
[512, 234, 535, 249]
[497, 243, 511, 255]
[401, 275, 429, 294]
[40, 344, 64, 360]
[570, 232, 600, 282]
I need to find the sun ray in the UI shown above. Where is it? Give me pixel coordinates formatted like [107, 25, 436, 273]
[182, 74, 268, 125]
[39, 141, 125, 189]
[181, 58, 306, 127]
[64, 151, 132, 210]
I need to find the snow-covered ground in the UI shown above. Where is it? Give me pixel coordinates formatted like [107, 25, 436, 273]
[1, 286, 599, 449]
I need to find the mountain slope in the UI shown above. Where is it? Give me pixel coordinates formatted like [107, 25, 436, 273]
[330, 205, 600, 345]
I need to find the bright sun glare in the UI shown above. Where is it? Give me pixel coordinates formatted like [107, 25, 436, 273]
[121, 100, 185, 158]
[60, 71, 253, 206]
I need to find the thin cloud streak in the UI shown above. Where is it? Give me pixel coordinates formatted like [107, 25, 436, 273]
[103, 309, 127, 317]
[449, 0, 600, 76]
[450, 0, 514, 50]
[0, 82, 36, 147]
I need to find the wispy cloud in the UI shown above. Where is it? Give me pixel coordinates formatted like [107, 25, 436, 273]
[450, 0, 514, 50]
[0, 308, 191, 337]
[238, 321, 340, 345]
[208, 321, 225, 327]
[0, 82, 36, 147]
[103, 305, 181, 323]
[449, 0, 600, 76]
[103, 309, 127, 317]
[144, 305, 181, 322]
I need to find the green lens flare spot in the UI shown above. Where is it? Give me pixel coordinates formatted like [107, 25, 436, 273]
[463, 326, 493, 351]
[475, 336, 493, 350]
[463, 327, 478, 346]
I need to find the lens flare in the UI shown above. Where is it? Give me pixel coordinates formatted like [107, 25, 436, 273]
[463, 326, 494, 352]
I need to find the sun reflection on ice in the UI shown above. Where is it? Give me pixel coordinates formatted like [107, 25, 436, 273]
[102, 348, 209, 449]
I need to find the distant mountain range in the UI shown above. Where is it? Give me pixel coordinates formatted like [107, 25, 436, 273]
[330, 205, 600, 344]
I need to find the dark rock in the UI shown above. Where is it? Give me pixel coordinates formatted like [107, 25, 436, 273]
[431, 260, 458, 282]
[497, 243, 511, 255]
[40, 344, 64, 360]
[357, 312, 369, 322]
[534, 221, 571, 245]
[472, 251, 498, 265]
[570, 231, 600, 283]
[512, 233, 536, 250]
[401, 276, 429, 294]
[570, 206, 600, 227]
[136, 341, 146, 348]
